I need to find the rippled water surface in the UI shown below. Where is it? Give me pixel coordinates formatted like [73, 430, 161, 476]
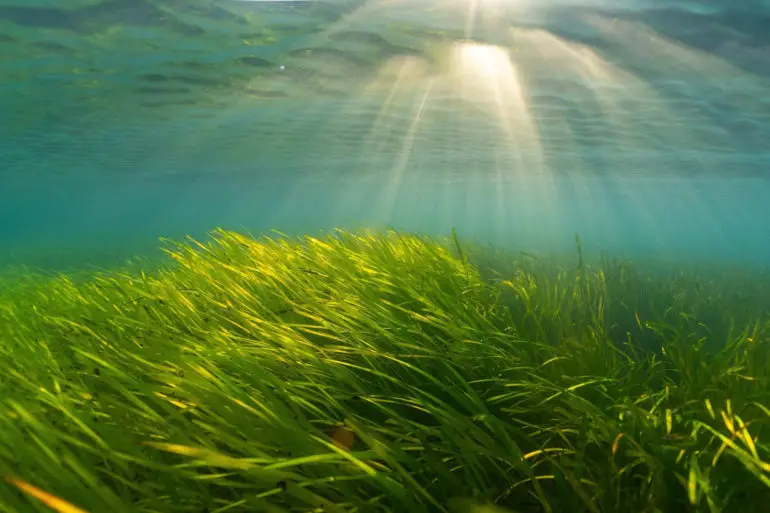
[1, 0, 769, 266]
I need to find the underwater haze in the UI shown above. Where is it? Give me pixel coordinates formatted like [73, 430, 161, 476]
[1, 0, 769, 267]
[4, 2, 770, 513]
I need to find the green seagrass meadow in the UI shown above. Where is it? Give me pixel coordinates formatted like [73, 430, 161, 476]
[1, 229, 769, 513]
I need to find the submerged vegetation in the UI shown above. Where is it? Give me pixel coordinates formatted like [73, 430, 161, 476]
[1, 229, 769, 513]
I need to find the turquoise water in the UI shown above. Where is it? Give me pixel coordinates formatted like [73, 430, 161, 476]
[1, 0, 769, 268]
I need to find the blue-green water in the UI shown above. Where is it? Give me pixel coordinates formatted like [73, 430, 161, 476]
[1, 0, 769, 269]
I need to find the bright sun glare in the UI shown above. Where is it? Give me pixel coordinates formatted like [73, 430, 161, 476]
[268, 0, 765, 242]
[456, 43, 510, 80]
